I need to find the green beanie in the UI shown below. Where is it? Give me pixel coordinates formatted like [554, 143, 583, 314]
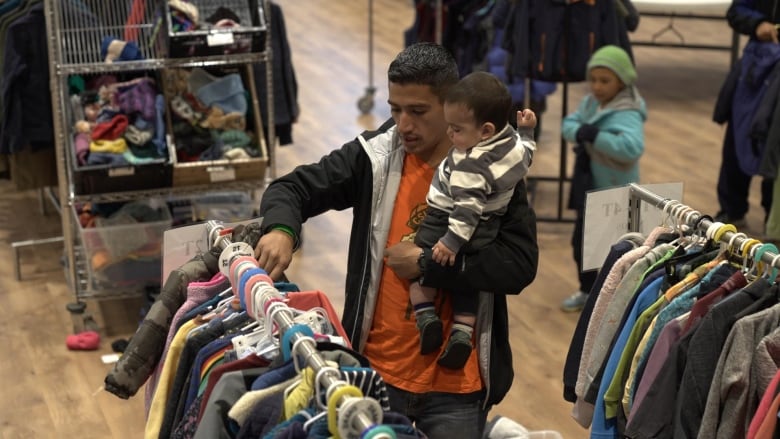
[587, 45, 637, 86]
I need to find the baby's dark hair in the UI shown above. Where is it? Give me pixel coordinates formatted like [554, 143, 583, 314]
[388, 42, 460, 101]
[445, 71, 511, 130]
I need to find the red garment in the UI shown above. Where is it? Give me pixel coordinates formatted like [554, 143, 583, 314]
[755, 391, 780, 439]
[748, 369, 780, 439]
[124, 0, 146, 42]
[196, 290, 349, 421]
[91, 114, 129, 141]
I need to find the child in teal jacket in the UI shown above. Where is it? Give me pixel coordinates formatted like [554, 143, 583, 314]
[560, 45, 647, 312]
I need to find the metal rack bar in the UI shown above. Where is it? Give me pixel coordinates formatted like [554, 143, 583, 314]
[10, 186, 65, 281]
[630, 11, 740, 67]
[206, 220, 393, 439]
[45, 0, 78, 297]
[627, 183, 780, 271]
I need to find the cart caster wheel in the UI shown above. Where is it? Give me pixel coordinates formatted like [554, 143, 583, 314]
[66, 301, 87, 315]
[358, 95, 374, 114]
[357, 87, 376, 114]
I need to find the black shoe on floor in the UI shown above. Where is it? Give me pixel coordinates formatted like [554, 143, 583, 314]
[714, 211, 747, 230]
[437, 329, 473, 369]
[416, 311, 443, 355]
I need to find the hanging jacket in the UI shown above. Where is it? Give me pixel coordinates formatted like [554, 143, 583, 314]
[0, 3, 53, 154]
[102, 224, 263, 399]
[485, 0, 557, 105]
[713, 0, 780, 176]
[253, 2, 299, 146]
[562, 85, 646, 190]
[730, 40, 780, 175]
[502, 0, 627, 82]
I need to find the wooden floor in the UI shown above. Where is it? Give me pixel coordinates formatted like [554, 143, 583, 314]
[0, 2, 769, 438]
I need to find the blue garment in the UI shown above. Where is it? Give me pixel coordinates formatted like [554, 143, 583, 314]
[731, 40, 780, 175]
[628, 263, 736, 406]
[386, 384, 487, 439]
[153, 94, 167, 156]
[584, 267, 666, 404]
[0, 0, 22, 17]
[251, 359, 297, 391]
[487, 28, 556, 104]
[183, 336, 233, 412]
[591, 276, 664, 439]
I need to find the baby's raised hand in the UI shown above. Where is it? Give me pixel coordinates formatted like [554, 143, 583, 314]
[517, 109, 538, 129]
[432, 241, 457, 266]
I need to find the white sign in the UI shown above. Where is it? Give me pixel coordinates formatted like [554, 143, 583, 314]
[582, 183, 683, 271]
[162, 217, 262, 285]
[207, 31, 235, 47]
[582, 186, 630, 272]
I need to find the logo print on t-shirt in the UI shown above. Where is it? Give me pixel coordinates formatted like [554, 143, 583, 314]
[401, 202, 428, 243]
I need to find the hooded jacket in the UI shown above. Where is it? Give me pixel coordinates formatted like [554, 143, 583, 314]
[258, 118, 539, 407]
[562, 85, 646, 190]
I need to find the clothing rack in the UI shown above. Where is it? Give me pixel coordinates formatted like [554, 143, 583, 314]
[627, 183, 780, 270]
[204, 220, 395, 439]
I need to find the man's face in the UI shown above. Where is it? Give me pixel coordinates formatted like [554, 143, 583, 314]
[388, 82, 450, 157]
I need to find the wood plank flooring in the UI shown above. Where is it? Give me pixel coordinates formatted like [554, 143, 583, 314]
[0, 2, 768, 438]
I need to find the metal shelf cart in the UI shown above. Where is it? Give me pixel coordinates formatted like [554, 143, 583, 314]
[43, 0, 275, 331]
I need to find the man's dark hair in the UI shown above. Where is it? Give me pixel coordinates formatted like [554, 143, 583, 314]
[445, 71, 512, 131]
[388, 42, 460, 101]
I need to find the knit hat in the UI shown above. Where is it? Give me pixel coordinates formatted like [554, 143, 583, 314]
[587, 45, 637, 86]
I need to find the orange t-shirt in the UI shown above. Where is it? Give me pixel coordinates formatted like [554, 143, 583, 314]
[362, 153, 483, 394]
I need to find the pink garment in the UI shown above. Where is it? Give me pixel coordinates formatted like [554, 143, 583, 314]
[576, 246, 649, 399]
[748, 362, 780, 438]
[144, 272, 229, 414]
[74, 133, 90, 165]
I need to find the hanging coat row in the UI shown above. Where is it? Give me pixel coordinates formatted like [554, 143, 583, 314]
[564, 187, 780, 439]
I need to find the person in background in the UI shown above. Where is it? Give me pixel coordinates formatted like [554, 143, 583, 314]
[715, 0, 780, 235]
[409, 71, 537, 370]
[253, 43, 538, 438]
[560, 45, 647, 312]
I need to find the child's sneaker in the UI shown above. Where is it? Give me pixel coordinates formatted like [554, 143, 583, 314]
[560, 291, 588, 313]
[416, 310, 443, 355]
[437, 329, 473, 369]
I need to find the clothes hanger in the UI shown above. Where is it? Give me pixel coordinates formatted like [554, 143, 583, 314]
[651, 16, 685, 44]
[748, 243, 779, 281]
[766, 253, 780, 285]
[739, 239, 762, 276]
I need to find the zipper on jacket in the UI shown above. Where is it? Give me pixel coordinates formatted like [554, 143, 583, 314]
[537, 33, 546, 74]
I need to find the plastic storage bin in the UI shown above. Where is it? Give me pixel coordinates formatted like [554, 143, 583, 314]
[76, 200, 172, 291]
[68, 71, 173, 195]
[191, 191, 254, 222]
[166, 0, 267, 58]
[162, 65, 268, 187]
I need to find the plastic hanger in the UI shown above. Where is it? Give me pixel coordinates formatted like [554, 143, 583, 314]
[767, 253, 780, 285]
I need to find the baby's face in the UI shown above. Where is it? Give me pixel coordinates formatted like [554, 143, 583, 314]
[443, 102, 485, 152]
